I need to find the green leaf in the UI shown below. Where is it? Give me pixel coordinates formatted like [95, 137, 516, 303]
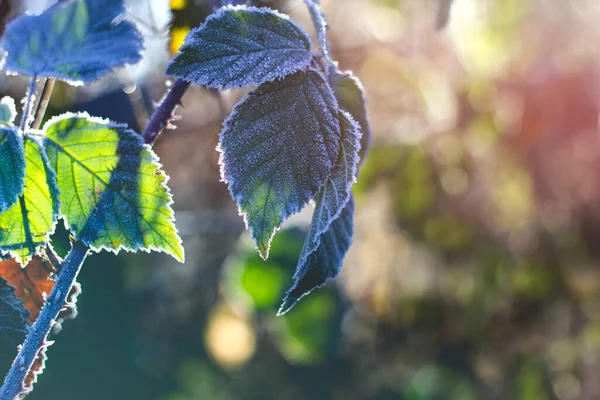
[0, 126, 26, 212]
[0, 137, 60, 265]
[43, 114, 184, 262]
[0, 97, 17, 124]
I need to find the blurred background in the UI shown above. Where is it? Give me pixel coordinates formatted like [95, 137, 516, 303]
[3, 0, 600, 399]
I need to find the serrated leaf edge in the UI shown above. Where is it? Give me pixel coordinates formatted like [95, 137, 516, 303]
[41, 112, 185, 262]
[166, 4, 312, 89]
[0, 135, 61, 266]
[217, 69, 341, 260]
[294, 110, 361, 274]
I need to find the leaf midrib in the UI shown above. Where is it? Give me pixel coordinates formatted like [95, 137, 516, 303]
[44, 135, 180, 256]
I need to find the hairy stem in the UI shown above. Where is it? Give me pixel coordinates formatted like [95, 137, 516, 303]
[0, 242, 88, 399]
[141, 78, 190, 145]
[31, 78, 55, 130]
[303, 0, 330, 62]
[19, 77, 38, 134]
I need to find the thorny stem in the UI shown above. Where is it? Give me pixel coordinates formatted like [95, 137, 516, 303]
[0, 76, 192, 398]
[141, 78, 190, 145]
[0, 242, 88, 399]
[19, 77, 37, 135]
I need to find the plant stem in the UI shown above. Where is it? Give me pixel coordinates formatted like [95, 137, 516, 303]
[141, 78, 190, 145]
[0, 242, 88, 399]
[303, 0, 330, 63]
[31, 78, 55, 130]
[19, 77, 38, 134]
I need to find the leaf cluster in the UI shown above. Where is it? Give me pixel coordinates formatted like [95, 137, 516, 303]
[167, 3, 371, 313]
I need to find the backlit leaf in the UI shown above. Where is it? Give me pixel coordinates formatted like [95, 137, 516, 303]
[0, 137, 60, 265]
[219, 69, 340, 258]
[167, 6, 313, 89]
[0, 96, 17, 124]
[278, 112, 359, 314]
[0, 126, 26, 212]
[43, 114, 184, 262]
[0, 0, 143, 85]
[299, 111, 360, 259]
[278, 195, 354, 315]
[0, 257, 55, 324]
[329, 68, 372, 162]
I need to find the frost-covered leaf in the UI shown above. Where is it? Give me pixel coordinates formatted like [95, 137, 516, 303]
[0, 0, 143, 85]
[300, 111, 360, 258]
[0, 257, 55, 324]
[219, 69, 340, 258]
[329, 68, 372, 162]
[0, 137, 60, 265]
[0, 96, 17, 124]
[0, 126, 26, 212]
[278, 112, 359, 314]
[204, 0, 250, 8]
[0, 279, 28, 341]
[43, 114, 184, 261]
[278, 195, 354, 315]
[167, 5, 312, 89]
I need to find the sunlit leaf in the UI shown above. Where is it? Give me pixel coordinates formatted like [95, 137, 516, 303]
[0, 126, 26, 212]
[329, 68, 372, 162]
[0, 96, 17, 124]
[278, 196, 354, 315]
[0, 257, 55, 324]
[219, 69, 340, 258]
[0, 0, 143, 85]
[0, 137, 60, 265]
[167, 6, 312, 89]
[43, 113, 184, 262]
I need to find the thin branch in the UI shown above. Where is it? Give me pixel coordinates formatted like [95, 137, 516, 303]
[19, 77, 38, 135]
[31, 78, 55, 130]
[0, 242, 88, 399]
[303, 0, 330, 63]
[119, 73, 150, 131]
[141, 78, 190, 145]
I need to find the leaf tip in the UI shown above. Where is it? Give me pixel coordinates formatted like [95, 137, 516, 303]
[257, 241, 270, 260]
[277, 295, 298, 316]
[173, 242, 185, 263]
